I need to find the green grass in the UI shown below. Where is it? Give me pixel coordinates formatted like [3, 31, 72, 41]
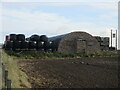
[5, 50, 120, 60]
[2, 49, 31, 88]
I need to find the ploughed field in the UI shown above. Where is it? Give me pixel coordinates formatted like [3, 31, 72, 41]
[18, 57, 118, 88]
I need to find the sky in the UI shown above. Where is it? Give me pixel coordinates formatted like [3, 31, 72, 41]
[0, 0, 119, 49]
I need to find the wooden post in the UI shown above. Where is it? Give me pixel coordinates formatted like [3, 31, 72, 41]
[2, 63, 5, 87]
[2, 63, 12, 89]
[5, 70, 8, 87]
[7, 79, 11, 90]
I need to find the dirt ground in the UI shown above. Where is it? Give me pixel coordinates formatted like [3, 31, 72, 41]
[18, 57, 119, 88]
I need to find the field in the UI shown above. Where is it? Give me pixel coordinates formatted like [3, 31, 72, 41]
[18, 57, 118, 88]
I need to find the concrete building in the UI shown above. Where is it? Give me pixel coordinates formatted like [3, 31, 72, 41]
[49, 31, 101, 54]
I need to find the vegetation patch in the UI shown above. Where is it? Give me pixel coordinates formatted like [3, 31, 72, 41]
[5, 50, 119, 60]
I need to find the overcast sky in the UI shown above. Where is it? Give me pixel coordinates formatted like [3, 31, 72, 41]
[0, 0, 119, 49]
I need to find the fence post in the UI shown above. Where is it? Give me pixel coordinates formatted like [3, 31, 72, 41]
[2, 63, 5, 87]
[7, 79, 11, 90]
[5, 70, 8, 87]
[2, 63, 12, 89]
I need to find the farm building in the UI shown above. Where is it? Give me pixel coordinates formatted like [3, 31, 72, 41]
[49, 31, 101, 54]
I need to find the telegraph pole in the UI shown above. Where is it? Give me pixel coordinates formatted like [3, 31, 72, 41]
[111, 29, 112, 48]
[116, 30, 117, 51]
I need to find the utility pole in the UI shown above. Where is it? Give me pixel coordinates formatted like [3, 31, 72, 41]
[111, 29, 112, 48]
[116, 30, 117, 51]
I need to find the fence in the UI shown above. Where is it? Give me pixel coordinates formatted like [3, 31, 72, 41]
[2, 63, 12, 89]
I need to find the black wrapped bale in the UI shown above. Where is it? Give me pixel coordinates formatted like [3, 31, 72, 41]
[16, 34, 25, 41]
[2, 44, 5, 49]
[36, 41, 43, 50]
[9, 34, 16, 41]
[94, 36, 102, 42]
[30, 34, 40, 41]
[28, 41, 36, 49]
[21, 41, 29, 49]
[50, 41, 57, 52]
[26, 38, 30, 41]
[47, 41, 54, 52]
[4, 41, 13, 50]
[40, 35, 48, 42]
[13, 41, 21, 50]
[49, 41, 52, 49]
[43, 41, 50, 51]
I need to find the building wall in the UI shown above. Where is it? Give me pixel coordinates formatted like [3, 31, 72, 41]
[76, 39, 86, 53]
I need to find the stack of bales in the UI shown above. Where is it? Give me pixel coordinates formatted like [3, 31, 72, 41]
[94, 36, 109, 51]
[4, 34, 27, 50]
[28, 34, 50, 51]
[4, 34, 53, 51]
[4, 34, 14, 50]
[40, 35, 50, 51]
[15, 34, 26, 50]
[28, 34, 52, 51]
[29, 35, 39, 50]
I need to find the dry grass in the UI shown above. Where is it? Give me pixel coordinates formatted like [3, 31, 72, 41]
[2, 49, 31, 88]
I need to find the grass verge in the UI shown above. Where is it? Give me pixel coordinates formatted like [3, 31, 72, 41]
[2, 49, 31, 88]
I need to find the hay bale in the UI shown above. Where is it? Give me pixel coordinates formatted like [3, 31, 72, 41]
[28, 41, 36, 49]
[30, 34, 40, 41]
[16, 34, 25, 41]
[36, 41, 43, 50]
[9, 34, 16, 41]
[13, 41, 21, 50]
[4, 41, 13, 50]
[21, 41, 29, 49]
[40, 35, 48, 42]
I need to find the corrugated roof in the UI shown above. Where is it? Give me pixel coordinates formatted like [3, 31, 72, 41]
[48, 34, 68, 41]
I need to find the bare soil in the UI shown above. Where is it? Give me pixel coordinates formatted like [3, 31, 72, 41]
[18, 57, 119, 88]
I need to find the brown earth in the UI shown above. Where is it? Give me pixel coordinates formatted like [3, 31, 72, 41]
[18, 57, 119, 88]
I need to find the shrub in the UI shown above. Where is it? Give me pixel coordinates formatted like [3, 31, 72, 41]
[5, 50, 119, 60]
